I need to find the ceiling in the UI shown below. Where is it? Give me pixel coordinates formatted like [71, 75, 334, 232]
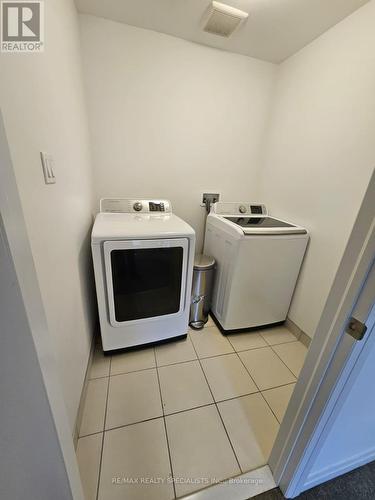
[75, 0, 369, 63]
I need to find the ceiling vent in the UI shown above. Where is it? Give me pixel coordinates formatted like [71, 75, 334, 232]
[203, 1, 249, 38]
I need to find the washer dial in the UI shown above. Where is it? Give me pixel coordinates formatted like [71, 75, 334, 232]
[133, 201, 143, 212]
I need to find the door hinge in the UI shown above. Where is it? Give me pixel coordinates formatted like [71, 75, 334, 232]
[346, 317, 367, 341]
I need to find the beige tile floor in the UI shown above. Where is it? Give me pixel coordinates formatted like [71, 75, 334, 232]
[76, 322, 308, 500]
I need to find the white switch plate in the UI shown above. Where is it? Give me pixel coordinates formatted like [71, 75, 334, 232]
[40, 152, 56, 184]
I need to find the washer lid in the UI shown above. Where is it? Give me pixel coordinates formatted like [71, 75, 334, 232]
[222, 216, 307, 235]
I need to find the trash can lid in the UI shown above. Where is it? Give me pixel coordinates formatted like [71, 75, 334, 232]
[194, 254, 215, 270]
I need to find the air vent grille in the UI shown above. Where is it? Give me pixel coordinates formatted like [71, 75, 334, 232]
[203, 1, 249, 38]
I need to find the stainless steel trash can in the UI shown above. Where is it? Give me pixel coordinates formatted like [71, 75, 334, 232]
[189, 254, 215, 330]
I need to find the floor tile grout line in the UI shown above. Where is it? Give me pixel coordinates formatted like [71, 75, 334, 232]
[78, 380, 301, 439]
[188, 338, 235, 359]
[86, 329, 299, 497]
[192, 324, 220, 333]
[86, 327, 304, 499]
[228, 338, 299, 354]
[260, 381, 297, 395]
[88, 344, 287, 380]
[94, 414, 164, 434]
[87, 346, 300, 425]
[227, 336, 263, 397]
[88, 346, 111, 380]
[78, 380, 296, 439]
[242, 365, 281, 425]
[229, 341, 283, 427]
[268, 342, 303, 379]
[157, 356, 198, 369]
[153, 347, 177, 500]
[260, 337, 301, 348]
[87, 380, 294, 437]
[84, 380, 300, 437]
[88, 337, 302, 381]
[88, 374, 110, 381]
[77, 429, 104, 439]
[153, 347, 164, 416]
[82, 340, 299, 497]
[170, 336, 299, 362]
[189, 333, 244, 475]
[258, 325, 299, 346]
[230, 333, 299, 382]
[95, 355, 112, 500]
[110, 364, 156, 378]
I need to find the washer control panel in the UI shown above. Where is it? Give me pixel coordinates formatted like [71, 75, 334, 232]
[100, 198, 172, 213]
[211, 202, 267, 216]
[148, 201, 166, 212]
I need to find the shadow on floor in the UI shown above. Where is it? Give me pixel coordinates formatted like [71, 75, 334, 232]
[253, 460, 375, 499]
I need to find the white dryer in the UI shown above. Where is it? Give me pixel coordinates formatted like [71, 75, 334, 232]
[204, 202, 308, 333]
[92, 199, 195, 351]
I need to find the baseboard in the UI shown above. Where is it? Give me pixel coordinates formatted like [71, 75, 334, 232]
[302, 447, 375, 492]
[285, 317, 311, 348]
[72, 336, 96, 449]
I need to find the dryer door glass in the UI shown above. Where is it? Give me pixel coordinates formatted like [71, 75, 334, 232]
[110, 246, 183, 322]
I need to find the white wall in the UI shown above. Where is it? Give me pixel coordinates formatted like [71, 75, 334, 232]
[0, 0, 95, 429]
[79, 7, 375, 337]
[0, 110, 83, 500]
[259, 0, 375, 338]
[0, 216, 74, 500]
[79, 15, 276, 251]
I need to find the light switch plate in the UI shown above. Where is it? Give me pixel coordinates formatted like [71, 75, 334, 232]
[40, 152, 56, 184]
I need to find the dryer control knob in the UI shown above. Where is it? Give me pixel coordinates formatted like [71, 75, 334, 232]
[239, 205, 247, 214]
[133, 201, 143, 212]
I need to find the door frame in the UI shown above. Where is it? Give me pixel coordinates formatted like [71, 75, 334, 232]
[269, 168, 375, 497]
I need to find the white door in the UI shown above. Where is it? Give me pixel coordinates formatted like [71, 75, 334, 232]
[269, 171, 375, 497]
[104, 238, 189, 327]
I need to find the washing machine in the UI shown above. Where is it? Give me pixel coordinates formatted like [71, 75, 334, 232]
[204, 202, 309, 333]
[92, 198, 195, 351]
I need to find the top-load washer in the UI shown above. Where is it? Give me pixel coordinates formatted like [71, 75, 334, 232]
[92, 198, 195, 351]
[204, 202, 309, 333]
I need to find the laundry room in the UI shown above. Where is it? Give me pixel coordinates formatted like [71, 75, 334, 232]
[0, 1, 374, 500]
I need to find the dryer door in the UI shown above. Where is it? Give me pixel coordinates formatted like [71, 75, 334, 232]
[103, 238, 188, 327]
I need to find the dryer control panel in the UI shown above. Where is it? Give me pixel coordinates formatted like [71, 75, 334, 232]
[100, 198, 172, 213]
[211, 202, 267, 216]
